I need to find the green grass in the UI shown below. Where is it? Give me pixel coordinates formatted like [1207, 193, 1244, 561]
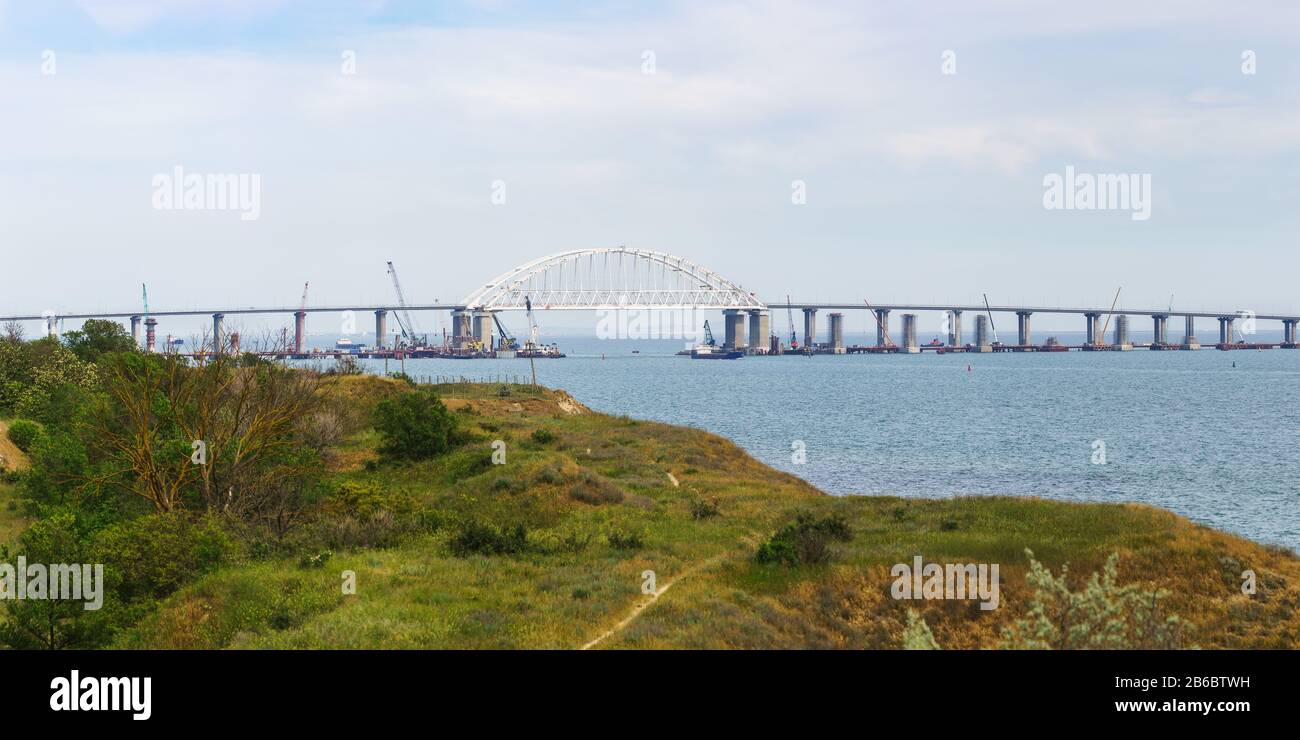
[112, 379, 1300, 649]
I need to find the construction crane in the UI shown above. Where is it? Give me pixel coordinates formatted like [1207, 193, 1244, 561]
[982, 293, 1000, 345]
[386, 261, 426, 347]
[702, 320, 718, 346]
[491, 312, 518, 351]
[300, 282, 309, 311]
[141, 283, 150, 319]
[1098, 286, 1122, 346]
[786, 295, 798, 349]
[524, 296, 540, 348]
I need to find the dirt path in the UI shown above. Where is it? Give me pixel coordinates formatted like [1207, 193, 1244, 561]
[579, 531, 761, 650]
[0, 420, 29, 472]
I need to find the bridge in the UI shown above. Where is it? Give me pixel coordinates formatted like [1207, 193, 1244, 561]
[1, 246, 1297, 354]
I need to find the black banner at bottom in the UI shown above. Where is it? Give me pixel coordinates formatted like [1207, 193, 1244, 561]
[0, 649, 1288, 727]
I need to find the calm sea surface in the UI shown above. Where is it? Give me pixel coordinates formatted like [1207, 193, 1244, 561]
[327, 335, 1300, 550]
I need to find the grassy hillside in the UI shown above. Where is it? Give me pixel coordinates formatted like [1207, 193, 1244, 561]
[113, 376, 1298, 649]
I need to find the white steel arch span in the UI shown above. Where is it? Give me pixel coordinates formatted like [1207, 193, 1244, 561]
[460, 248, 766, 311]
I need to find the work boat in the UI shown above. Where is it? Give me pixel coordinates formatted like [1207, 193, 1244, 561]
[688, 321, 743, 359]
[690, 344, 744, 359]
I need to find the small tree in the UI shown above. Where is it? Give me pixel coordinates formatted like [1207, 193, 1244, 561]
[373, 388, 458, 460]
[0, 511, 111, 649]
[1001, 549, 1189, 649]
[61, 319, 136, 363]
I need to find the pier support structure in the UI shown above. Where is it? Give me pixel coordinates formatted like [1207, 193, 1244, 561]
[456, 311, 473, 347]
[374, 310, 388, 349]
[472, 311, 493, 349]
[723, 309, 746, 350]
[145, 318, 157, 353]
[1113, 315, 1131, 350]
[45, 315, 58, 339]
[1283, 319, 1298, 348]
[294, 311, 307, 354]
[212, 313, 225, 356]
[1182, 316, 1200, 350]
[874, 309, 892, 347]
[974, 314, 992, 352]
[1016, 311, 1033, 349]
[802, 308, 817, 349]
[1084, 312, 1102, 347]
[947, 309, 962, 347]
[1151, 314, 1168, 347]
[1218, 316, 1235, 345]
[746, 310, 769, 354]
[827, 312, 845, 353]
[130, 315, 142, 349]
[901, 313, 919, 353]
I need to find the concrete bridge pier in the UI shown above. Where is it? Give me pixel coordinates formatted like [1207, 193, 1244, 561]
[130, 315, 142, 349]
[746, 310, 769, 354]
[901, 313, 919, 353]
[374, 310, 388, 349]
[212, 313, 225, 355]
[1084, 311, 1102, 347]
[472, 311, 493, 349]
[145, 318, 157, 353]
[947, 309, 962, 347]
[874, 309, 891, 347]
[1182, 316, 1200, 350]
[802, 308, 817, 349]
[1151, 314, 1168, 347]
[828, 312, 845, 353]
[974, 314, 992, 352]
[1016, 311, 1033, 349]
[294, 311, 307, 354]
[448, 310, 472, 349]
[1218, 316, 1235, 345]
[1113, 315, 1131, 350]
[723, 309, 746, 350]
[1283, 319, 1298, 347]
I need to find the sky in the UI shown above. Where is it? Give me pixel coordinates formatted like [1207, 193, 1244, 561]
[1, 0, 1298, 337]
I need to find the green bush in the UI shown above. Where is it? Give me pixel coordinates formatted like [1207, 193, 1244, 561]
[449, 520, 528, 557]
[568, 472, 624, 505]
[373, 388, 459, 460]
[92, 512, 236, 603]
[689, 497, 721, 520]
[755, 511, 853, 566]
[6, 418, 44, 452]
[605, 526, 644, 550]
[530, 427, 556, 444]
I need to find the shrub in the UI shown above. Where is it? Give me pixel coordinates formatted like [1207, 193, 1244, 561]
[6, 418, 44, 452]
[534, 465, 563, 485]
[689, 497, 721, 520]
[374, 388, 459, 460]
[93, 512, 236, 603]
[298, 550, 333, 569]
[568, 472, 624, 506]
[755, 511, 853, 566]
[903, 610, 941, 650]
[1000, 550, 1191, 649]
[530, 427, 556, 444]
[449, 520, 527, 557]
[605, 526, 644, 550]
